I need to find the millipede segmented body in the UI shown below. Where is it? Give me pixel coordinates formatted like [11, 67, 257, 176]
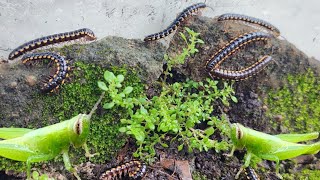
[206, 32, 272, 71]
[209, 56, 272, 81]
[21, 52, 70, 93]
[144, 3, 206, 41]
[218, 13, 280, 36]
[244, 167, 260, 180]
[99, 160, 147, 180]
[8, 28, 96, 60]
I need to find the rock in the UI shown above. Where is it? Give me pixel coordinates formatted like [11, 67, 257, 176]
[0, 36, 165, 127]
[60, 36, 166, 83]
[294, 155, 315, 164]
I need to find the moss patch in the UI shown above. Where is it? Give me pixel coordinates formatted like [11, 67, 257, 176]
[282, 169, 320, 180]
[265, 69, 320, 133]
[0, 61, 144, 171]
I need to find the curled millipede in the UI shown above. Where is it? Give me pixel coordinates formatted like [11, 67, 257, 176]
[205, 32, 272, 71]
[8, 28, 96, 60]
[244, 167, 260, 180]
[99, 160, 147, 180]
[21, 52, 70, 93]
[218, 13, 280, 36]
[209, 55, 272, 81]
[144, 3, 206, 41]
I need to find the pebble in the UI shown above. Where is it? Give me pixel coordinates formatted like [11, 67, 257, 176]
[9, 81, 17, 89]
[25, 75, 37, 86]
[294, 155, 315, 164]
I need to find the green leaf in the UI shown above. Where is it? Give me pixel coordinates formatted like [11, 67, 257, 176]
[178, 144, 184, 151]
[180, 32, 188, 43]
[204, 127, 215, 136]
[146, 122, 155, 130]
[231, 96, 238, 103]
[103, 102, 115, 109]
[115, 83, 122, 88]
[117, 74, 125, 83]
[123, 86, 133, 95]
[133, 130, 145, 142]
[119, 127, 127, 132]
[104, 71, 116, 83]
[39, 174, 49, 180]
[207, 121, 214, 126]
[197, 39, 205, 44]
[97, 81, 108, 91]
[160, 142, 169, 148]
[32, 171, 39, 179]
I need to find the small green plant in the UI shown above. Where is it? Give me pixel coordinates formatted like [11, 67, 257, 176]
[163, 27, 204, 82]
[98, 71, 236, 160]
[32, 171, 53, 180]
[98, 28, 237, 161]
[266, 70, 320, 132]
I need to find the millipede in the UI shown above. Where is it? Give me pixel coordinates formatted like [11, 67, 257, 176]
[21, 52, 71, 93]
[143, 3, 206, 41]
[8, 28, 96, 60]
[209, 55, 272, 81]
[99, 160, 147, 180]
[244, 167, 260, 180]
[218, 13, 280, 36]
[205, 31, 272, 71]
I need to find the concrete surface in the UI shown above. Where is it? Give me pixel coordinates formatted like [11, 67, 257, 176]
[0, 0, 319, 60]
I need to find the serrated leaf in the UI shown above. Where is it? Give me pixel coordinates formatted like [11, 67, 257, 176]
[103, 102, 114, 109]
[97, 81, 108, 91]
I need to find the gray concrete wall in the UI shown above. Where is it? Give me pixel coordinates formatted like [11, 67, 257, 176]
[0, 0, 319, 60]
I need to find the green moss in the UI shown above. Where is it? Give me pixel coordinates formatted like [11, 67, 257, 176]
[59, 44, 86, 56]
[0, 61, 144, 171]
[265, 69, 320, 132]
[192, 171, 208, 180]
[283, 169, 320, 180]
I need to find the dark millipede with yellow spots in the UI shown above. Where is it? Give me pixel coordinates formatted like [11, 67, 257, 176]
[205, 32, 272, 71]
[21, 52, 70, 93]
[99, 160, 147, 180]
[144, 3, 206, 41]
[218, 13, 280, 36]
[209, 55, 272, 81]
[8, 28, 96, 60]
